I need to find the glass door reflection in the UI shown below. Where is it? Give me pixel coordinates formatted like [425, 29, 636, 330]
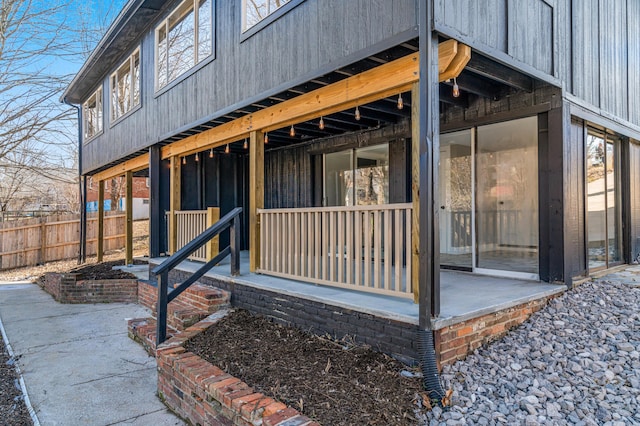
[439, 130, 473, 269]
[586, 130, 623, 270]
[475, 117, 539, 276]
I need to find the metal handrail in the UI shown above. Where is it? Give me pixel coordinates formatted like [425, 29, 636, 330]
[153, 207, 242, 344]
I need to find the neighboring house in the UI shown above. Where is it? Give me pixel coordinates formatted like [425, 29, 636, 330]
[62, 0, 640, 367]
[85, 176, 150, 220]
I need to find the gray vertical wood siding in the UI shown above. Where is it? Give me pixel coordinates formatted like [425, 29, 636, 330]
[81, 0, 640, 176]
[434, 0, 640, 130]
[81, 0, 417, 173]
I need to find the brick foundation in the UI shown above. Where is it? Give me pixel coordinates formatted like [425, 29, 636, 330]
[149, 262, 557, 368]
[434, 298, 551, 367]
[150, 266, 420, 364]
[156, 312, 318, 426]
[42, 272, 138, 304]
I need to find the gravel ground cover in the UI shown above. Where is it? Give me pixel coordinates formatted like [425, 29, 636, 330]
[424, 267, 640, 426]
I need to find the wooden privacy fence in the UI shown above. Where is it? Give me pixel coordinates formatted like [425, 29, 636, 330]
[0, 212, 126, 270]
[257, 203, 413, 298]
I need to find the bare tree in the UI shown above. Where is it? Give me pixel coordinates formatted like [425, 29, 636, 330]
[0, 0, 79, 162]
[0, 0, 125, 216]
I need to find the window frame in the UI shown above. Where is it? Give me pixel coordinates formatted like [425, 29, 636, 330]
[322, 143, 390, 207]
[241, 0, 304, 39]
[154, 0, 215, 93]
[110, 47, 141, 124]
[82, 86, 103, 143]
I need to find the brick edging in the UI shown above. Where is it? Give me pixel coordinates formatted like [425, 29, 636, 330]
[156, 310, 319, 426]
[41, 272, 138, 304]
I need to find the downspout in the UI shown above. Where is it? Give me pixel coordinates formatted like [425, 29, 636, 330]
[62, 97, 86, 264]
[417, 0, 445, 403]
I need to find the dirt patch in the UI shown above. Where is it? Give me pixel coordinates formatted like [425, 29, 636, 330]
[0, 336, 31, 426]
[185, 310, 425, 425]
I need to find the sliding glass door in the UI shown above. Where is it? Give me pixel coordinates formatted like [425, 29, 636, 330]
[475, 117, 539, 277]
[439, 116, 539, 279]
[439, 130, 473, 269]
[586, 129, 622, 270]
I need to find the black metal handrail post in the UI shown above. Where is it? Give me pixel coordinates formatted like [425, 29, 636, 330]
[154, 207, 242, 345]
[156, 271, 169, 344]
[231, 213, 240, 276]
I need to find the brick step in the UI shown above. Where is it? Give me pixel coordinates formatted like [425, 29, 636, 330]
[138, 281, 231, 332]
[167, 301, 208, 331]
[128, 317, 174, 357]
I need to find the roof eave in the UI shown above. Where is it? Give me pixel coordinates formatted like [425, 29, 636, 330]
[61, 0, 152, 104]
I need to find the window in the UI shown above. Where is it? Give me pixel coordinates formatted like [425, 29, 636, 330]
[586, 129, 622, 270]
[323, 144, 389, 207]
[155, 0, 213, 90]
[82, 87, 103, 140]
[111, 49, 140, 121]
[242, 0, 291, 31]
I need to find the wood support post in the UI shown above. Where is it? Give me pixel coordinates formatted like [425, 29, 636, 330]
[206, 207, 220, 260]
[249, 131, 264, 272]
[169, 156, 181, 254]
[97, 180, 105, 262]
[411, 83, 421, 304]
[125, 171, 133, 264]
[416, 10, 441, 327]
[149, 146, 162, 258]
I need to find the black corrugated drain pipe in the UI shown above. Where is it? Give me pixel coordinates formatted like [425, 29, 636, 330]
[418, 328, 445, 403]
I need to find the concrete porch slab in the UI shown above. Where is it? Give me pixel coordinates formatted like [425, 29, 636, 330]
[149, 252, 566, 330]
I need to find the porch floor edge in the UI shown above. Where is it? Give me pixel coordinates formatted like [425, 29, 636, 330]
[149, 256, 567, 331]
[149, 257, 419, 325]
[431, 285, 566, 330]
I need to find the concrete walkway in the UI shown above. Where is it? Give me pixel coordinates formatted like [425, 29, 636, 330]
[0, 282, 184, 426]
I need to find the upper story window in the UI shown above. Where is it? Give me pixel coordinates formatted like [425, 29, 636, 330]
[83, 87, 103, 141]
[242, 0, 291, 31]
[111, 48, 141, 122]
[155, 0, 213, 90]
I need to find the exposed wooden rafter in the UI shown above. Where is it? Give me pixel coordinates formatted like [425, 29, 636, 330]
[91, 40, 473, 179]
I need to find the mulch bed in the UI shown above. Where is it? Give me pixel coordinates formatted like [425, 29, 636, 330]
[0, 336, 31, 426]
[185, 310, 426, 425]
[68, 259, 146, 280]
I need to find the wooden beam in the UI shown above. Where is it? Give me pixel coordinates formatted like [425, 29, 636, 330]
[161, 53, 421, 159]
[125, 170, 133, 264]
[249, 131, 264, 272]
[97, 180, 105, 262]
[90, 41, 468, 177]
[465, 52, 533, 92]
[92, 153, 150, 182]
[438, 39, 458, 74]
[411, 83, 420, 304]
[168, 156, 181, 254]
[439, 43, 471, 82]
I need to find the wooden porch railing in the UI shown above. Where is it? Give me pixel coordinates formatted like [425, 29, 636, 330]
[166, 209, 220, 261]
[257, 203, 413, 298]
[175, 210, 207, 261]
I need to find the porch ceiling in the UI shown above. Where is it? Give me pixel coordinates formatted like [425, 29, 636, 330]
[90, 38, 538, 176]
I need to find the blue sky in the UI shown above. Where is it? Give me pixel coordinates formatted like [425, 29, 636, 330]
[2, 0, 129, 168]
